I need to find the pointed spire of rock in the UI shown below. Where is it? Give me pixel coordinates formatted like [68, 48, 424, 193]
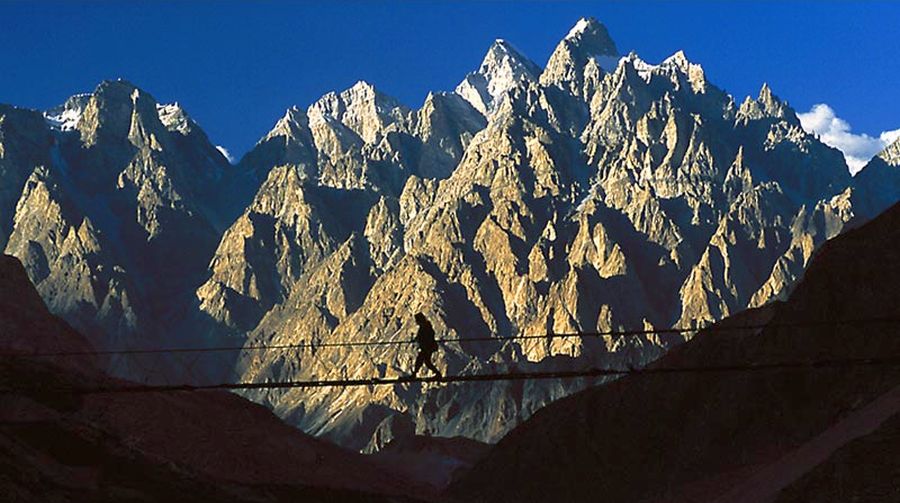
[455, 39, 541, 116]
[308, 80, 410, 144]
[241, 104, 317, 184]
[659, 50, 707, 93]
[736, 82, 793, 123]
[563, 17, 618, 57]
[541, 17, 620, 98]
[78, 79, 166, 148]
[266, 105, 310, 140]
[758, 83, 778, 111]
[724, 145, 754, 199]
[480, 39, 542, 78]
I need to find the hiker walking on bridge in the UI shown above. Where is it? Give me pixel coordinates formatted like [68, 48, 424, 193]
[411, 313, 443, 379]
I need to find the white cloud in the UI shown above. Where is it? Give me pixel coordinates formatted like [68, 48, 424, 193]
[216, 145, 235, 164]
[797, 104, 900, 175]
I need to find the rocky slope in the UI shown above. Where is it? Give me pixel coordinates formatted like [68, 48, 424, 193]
[0, 254, 428, 502]
[197, 17, 900, 450]
[449, 199, 900, 502]
[774, 411, 900, 502]
[1, 81, 236, 379]
[2, 17, 899, 452]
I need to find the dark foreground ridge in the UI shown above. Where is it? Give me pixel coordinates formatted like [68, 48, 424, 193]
[0, 254, 431, 503]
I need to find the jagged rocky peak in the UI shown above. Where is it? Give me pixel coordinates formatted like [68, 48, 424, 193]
[724, 145, 754, 199]
[878, 136, 900, 166]
[412, 91, 487, 178]
[481, 39, 542, 77]
[77, 79, 168, 147]
[601, 52, 661, 93]
[241, 82, 486, 195]
[418, 91, 484, 129]
[269, 105, 310, 138]
[455, 38, 541, 116]
[541, 17, 620, 96]
[48, 81, 228, 177]
[4, 164, 138, 352]
[72, 79, 233, 213]
[566, 16, 617, 52]
[238, 105, 318, 185]
[416, 92, 485, 144]
[658, 50, 707, 92]
[614, 50, 706, 92]
[253, 105, 316, 155]
[308, 80, 411, 144]
[736, 82, 794, 124]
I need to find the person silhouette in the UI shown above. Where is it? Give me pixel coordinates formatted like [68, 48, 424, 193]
[411, 312, 442, 379]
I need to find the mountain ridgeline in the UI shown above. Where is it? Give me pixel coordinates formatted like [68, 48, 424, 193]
[1, 17, 898, 451]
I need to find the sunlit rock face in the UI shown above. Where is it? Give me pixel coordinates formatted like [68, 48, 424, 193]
[0, 80, 234, 378]
[1, 18, 897, 451]
[0, 105, 54, 250]
[449, 185, 900, 503]
[197, 17, 897, 451]
[455, 39, 542, 117]
[540, 16, 620, 99]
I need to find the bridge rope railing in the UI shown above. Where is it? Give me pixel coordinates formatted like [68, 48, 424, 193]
[6, 353, 900, 396]
[3, 315, 900, 359]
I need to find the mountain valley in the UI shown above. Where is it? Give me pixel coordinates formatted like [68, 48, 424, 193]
[2, 17, 899, 455]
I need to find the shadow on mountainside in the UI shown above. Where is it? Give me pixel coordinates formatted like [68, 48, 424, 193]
[0, 255, 433, 503]
[448, 200, 900, 502]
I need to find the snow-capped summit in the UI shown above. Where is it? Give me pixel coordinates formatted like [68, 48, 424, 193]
[617, 51, 657, 80]
[662, 50, 696, 71]
[651, 50, 707, 92]
[566, 17, 593, 39]
[541, 17, 620, 97]
[455, 39, 541, 116]
[562, 17, 617, 56]
[480, 39, 540, 75]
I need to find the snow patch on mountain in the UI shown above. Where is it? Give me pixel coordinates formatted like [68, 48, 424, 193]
[157, 103, 193, 134]
[623, 54, 659, 82]
[566, 17, 592, 39]
[455, 39, 540, 115]
[44, 93, 90, 131]
[216, 145, 235, 163]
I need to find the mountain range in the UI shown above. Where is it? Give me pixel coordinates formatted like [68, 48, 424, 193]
[450, 189, 900, 503]
[1, 17, 899, 453]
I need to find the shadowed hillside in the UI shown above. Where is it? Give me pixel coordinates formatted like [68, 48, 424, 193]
[0, 254, 429, 502]
[450, 200, 900, 502]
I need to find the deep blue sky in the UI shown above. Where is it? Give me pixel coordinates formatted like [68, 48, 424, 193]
[1, 1, 898, 158]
